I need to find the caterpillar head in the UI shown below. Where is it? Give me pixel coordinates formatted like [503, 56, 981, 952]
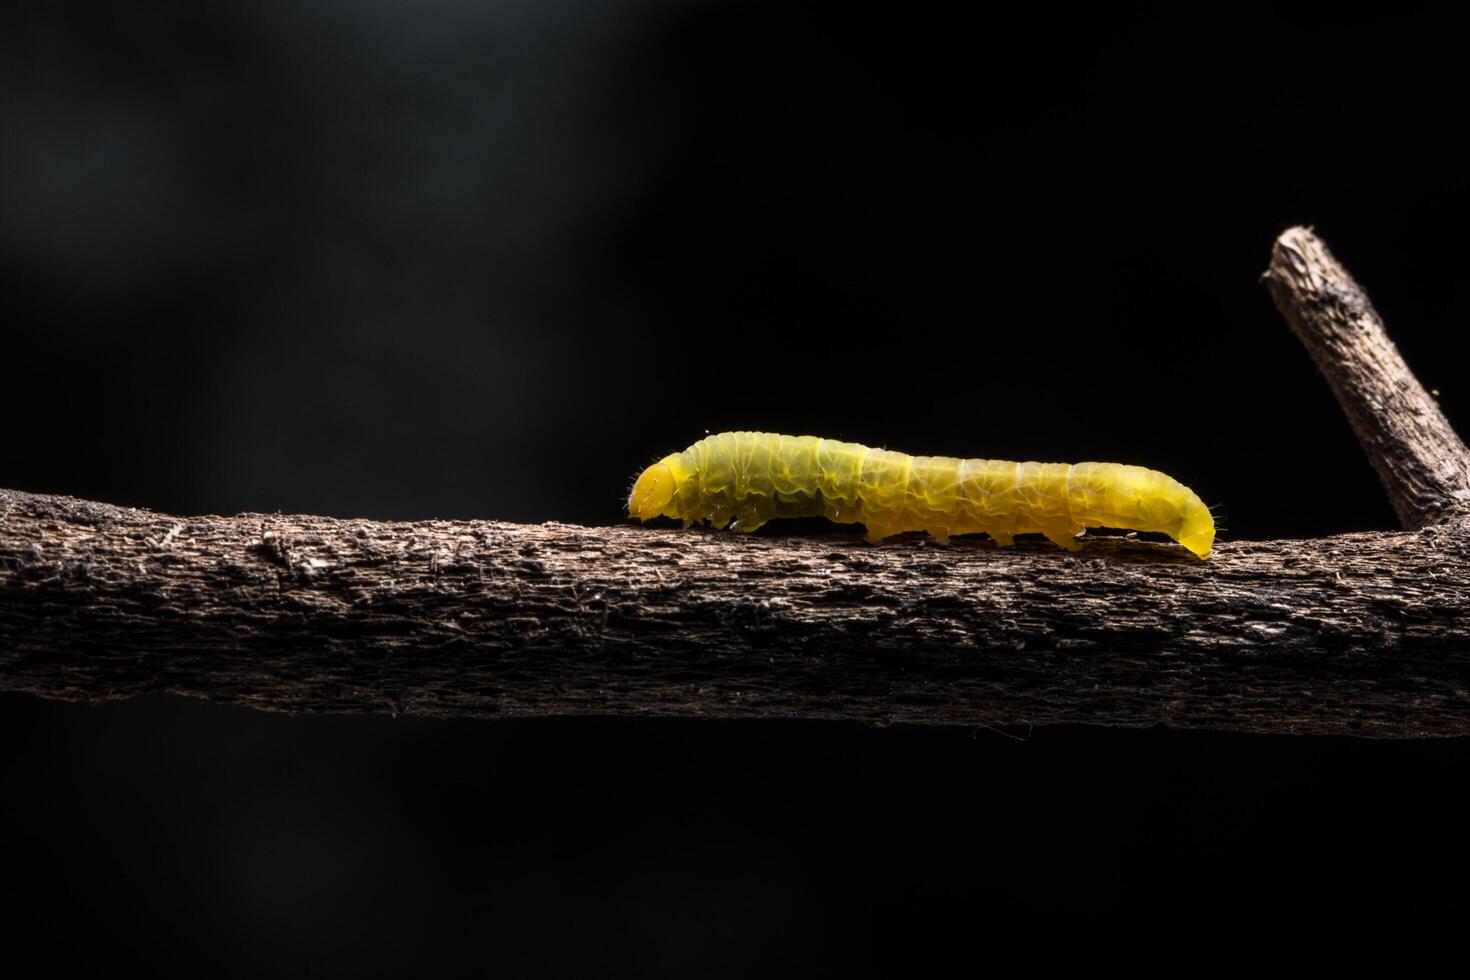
[628, 457, 678, 521]
[1177, 496, 1216, 559]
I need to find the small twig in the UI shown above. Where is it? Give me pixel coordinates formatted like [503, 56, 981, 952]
[1264, 227, 1470, 527]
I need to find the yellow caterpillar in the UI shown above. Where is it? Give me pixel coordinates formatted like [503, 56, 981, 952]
[627, 432, 1215, 558]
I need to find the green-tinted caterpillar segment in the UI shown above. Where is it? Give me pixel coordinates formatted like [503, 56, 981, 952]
[627, 432, 1215, 558]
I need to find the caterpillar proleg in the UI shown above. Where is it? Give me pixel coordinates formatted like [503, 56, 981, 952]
[627, 432, 1215, 558]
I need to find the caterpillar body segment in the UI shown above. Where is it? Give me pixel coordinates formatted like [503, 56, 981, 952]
[627, 432, 1215, 558]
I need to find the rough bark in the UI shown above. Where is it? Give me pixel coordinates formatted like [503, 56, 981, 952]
[2, 488, 1470, 735]
[2, 226, 1469, 736]
[1265, 227, 1470, 528]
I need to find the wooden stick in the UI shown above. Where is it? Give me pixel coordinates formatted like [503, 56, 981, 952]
[1265, 227, 1470, 527]
[4, 227, 1469, 735]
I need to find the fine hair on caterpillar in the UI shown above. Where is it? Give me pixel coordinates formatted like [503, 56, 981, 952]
[627, 431, 1216, 559]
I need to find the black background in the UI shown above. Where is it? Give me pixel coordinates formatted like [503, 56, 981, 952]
[3, 1, 1468, 969]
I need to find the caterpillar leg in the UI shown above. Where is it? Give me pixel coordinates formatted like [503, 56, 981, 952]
[1041, 524, 1084, 552]
[730, 509, 767, 534]
[926, 528, 952, 545]
[864, 523, 893, 544]
[988, 531, 1015, 548]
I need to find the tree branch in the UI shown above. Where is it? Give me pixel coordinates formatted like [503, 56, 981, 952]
[4, 227, 1470, 736]
[1264, 226, 1470, 527]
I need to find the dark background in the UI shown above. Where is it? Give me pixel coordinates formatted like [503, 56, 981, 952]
[3, 1, 1467, 969]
